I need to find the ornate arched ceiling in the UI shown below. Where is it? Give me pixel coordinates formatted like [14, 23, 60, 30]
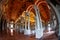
[21, 11, 35, 22]
[2, 0, 50, 23]
[2, 0, 36, 22]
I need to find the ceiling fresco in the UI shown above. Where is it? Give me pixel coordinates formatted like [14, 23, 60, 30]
[2, 0, 50, 23]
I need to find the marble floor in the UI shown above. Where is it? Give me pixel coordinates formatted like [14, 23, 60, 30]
[0, 31, 58, 40]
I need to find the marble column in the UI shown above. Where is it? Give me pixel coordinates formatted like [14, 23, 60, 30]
[27, 12, 31, 35]
[24, 18, 27, 35]
[56, 5, 60, 36]
[20, 24, 23, 33]
[24, 11, 31, 35]
[34, 5, 43, 39]
[7, 22, 9, 34]
[56, 5, 60, 40]
[47, 1, 59, 37]
[24, 12, 27, 35]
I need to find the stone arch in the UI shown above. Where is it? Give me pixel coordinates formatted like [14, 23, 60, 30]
[35, 0, 59, 36]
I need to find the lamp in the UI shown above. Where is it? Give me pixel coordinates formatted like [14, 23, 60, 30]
[10, 21, 14, 36]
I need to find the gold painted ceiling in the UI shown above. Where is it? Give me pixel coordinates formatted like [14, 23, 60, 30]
[2, 0, 50, 23]
[2, 0, 36, 22]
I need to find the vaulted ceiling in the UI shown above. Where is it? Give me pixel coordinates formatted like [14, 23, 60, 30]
[2, 0, 50, 23]
[2, 0, 36, 22]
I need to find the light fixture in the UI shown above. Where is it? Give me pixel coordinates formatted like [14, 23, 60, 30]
[47, 24, 52, 33]
[10, 21, 14, 36]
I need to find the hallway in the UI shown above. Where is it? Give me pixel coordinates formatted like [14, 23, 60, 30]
[0, 0, 60, 40]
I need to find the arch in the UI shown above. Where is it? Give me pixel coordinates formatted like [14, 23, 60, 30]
[34, 0, 58, 35]
[15, 11, 26, 23]
[37, 1, 47, 7]
[26, 5, 33, 12]
[35, 0, 50, 22]
[35, 0, 39, 5]
[21, 11, 35, 22]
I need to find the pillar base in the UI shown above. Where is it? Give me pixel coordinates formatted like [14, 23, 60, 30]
[35, 29, 43, 39]
[31, 30, 35, 35]
[24, 29, 31, 35]
[20, 29, 23, 33]
[20, 27, 24, 33]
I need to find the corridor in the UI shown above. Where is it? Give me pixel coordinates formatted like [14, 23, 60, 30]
[0, 0, 60, 40]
